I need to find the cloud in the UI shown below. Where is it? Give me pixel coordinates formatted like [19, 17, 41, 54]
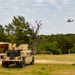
[48, 0, 57, 5]
[8, 0, 17, 3]
[0, 0, 74, 35]
[63, 0, 70, 5]
[25, 8, 30, 11]
[44, 8, 49, 12]
[34, 0, 44, 3]
[56, 5, 63, 11]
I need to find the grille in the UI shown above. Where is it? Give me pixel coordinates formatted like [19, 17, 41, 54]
[7, 50, 21, 60]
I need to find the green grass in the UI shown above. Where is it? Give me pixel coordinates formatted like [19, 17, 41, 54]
[0, 54, 75, 75]
[0, 64, 75, 75]
[35, 54, 75, 62]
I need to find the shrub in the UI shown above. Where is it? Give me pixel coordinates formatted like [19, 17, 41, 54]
[37, 41, 62, 54]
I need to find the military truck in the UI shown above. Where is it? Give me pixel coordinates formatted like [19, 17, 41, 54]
[0, 42, 34, 68]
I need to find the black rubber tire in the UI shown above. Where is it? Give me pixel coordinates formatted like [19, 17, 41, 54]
[16, 62, 19, 67]
[2, 61, 9, 68]
[30, 58, 34, 65]
[2, 61, 4, 67]
[19, 60, 25, 68]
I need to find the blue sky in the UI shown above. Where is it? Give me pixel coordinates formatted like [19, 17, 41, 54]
[0, 0, 75, 35]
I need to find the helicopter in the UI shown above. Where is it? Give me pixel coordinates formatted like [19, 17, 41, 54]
[67, 18, 74, 22]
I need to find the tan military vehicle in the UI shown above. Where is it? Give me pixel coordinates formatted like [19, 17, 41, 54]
[0, 42, 34, 68]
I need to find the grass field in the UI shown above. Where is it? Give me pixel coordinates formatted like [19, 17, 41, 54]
[0, 64, 75, 75]
[0, 54, 75, 75]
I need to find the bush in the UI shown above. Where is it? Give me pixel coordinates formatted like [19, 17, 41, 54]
[37, 49, 50, 54]
[37, 41, 62, 54]
[70, 48, 75, 53]
[52, 49, 62, 55]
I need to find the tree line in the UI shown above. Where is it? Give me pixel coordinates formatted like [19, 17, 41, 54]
[37, 34, 75, 54]
[0, 16, 75, 54]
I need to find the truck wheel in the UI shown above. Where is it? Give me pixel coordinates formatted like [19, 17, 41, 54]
[2, 62, 9, 68]
[19, 60, 25, 68]
[2, 61, 4, 67]
[30, 57, 34, 65]
[16, 62, 19, 67]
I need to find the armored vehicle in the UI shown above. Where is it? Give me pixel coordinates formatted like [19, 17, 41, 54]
[0, 42, 34, 68]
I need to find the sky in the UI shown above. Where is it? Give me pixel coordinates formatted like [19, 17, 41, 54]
[0, 0, 75, 35]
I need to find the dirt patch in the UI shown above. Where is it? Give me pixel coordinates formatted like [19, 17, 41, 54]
[0, 60, 74, 64]
[35, 60, 74, 64]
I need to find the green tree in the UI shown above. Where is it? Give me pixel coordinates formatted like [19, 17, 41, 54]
[5, 23, 16, 43]
[57, 35, 74, 54]
[5, 16, 42, 55]
[5, 16, 31, 45]
[0, 25, 6, 41]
